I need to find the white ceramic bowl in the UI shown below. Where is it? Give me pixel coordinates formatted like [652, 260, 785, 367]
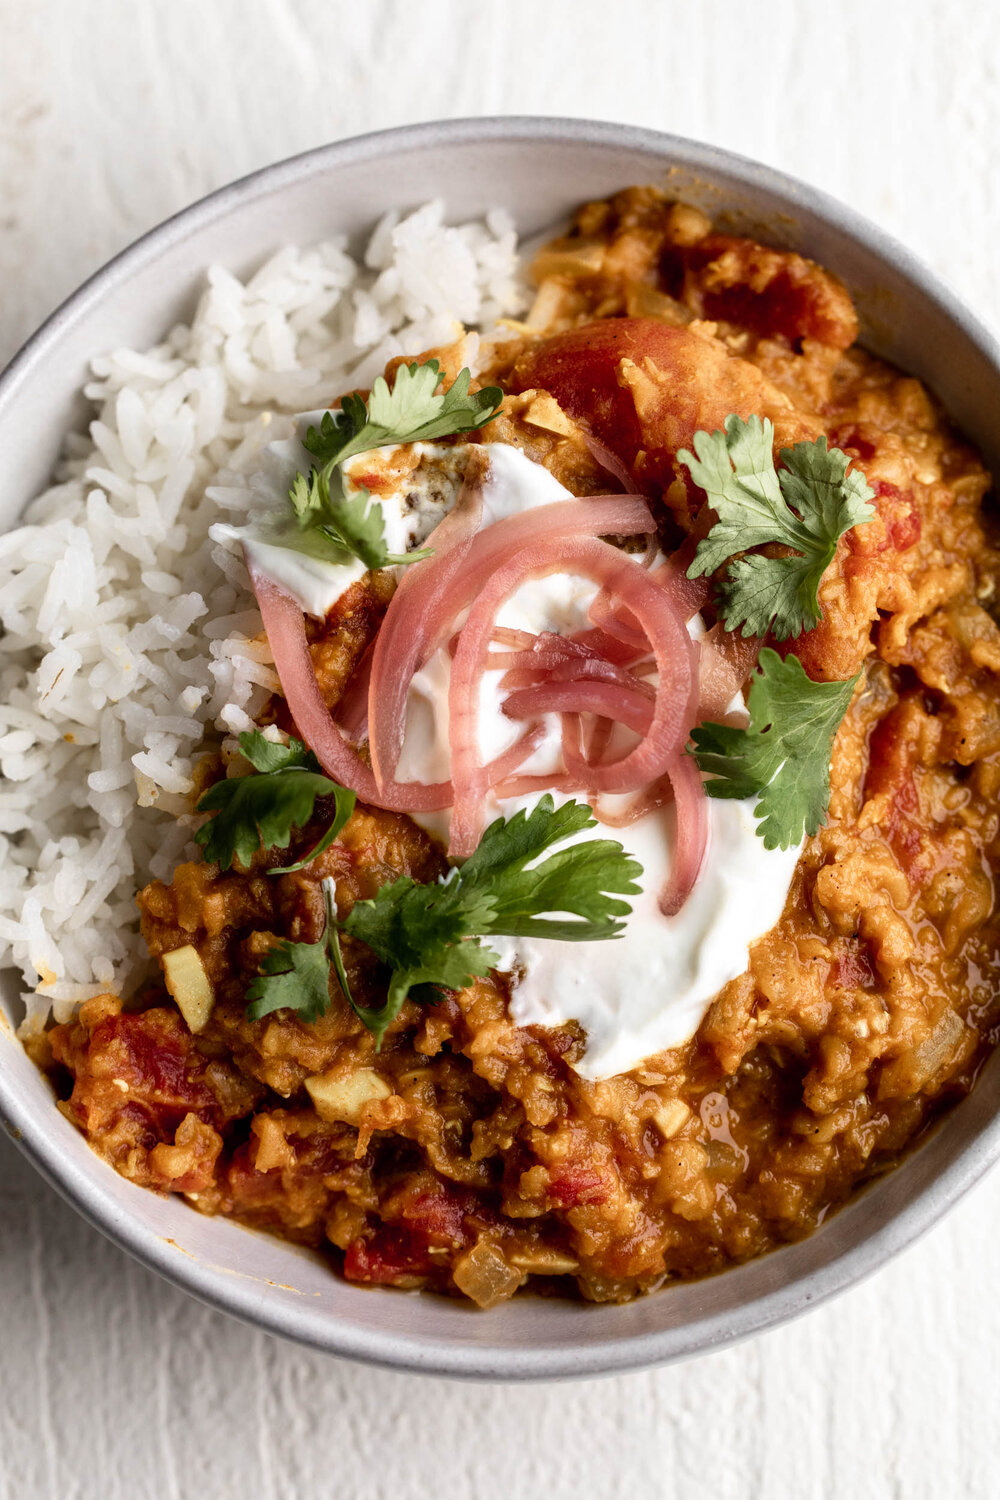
[3, 118, 1000, 1381]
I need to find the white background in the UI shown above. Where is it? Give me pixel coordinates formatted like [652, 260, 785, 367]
[2, 3, 999, 1496]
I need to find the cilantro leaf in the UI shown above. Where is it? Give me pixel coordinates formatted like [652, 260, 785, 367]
[245, 880, 345, 1024]
[245, 936, 334, 1024]
[690, 648, 861, 849]
[456, 796, 641, 940]
[339, 928, 497, 1048]
[680, 415, 875, 640]
[195, 729, 355, 872]
[287, 465, 425, 571]
[284, 361, 503, 575]
[339, 870, 499, 1045]
[241, 876, 493, 1044]
[344, 873, 498, 966]
[302, 362, 503, 468]
[235, 732, 317, 775]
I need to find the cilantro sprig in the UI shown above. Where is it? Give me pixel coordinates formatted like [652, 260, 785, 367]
[242, 796, 642, 1045]
[690, 649, 860, 849]
[195, 730, 355, 872]
[680, 415, 875, 640]
[288, 360, 503, 572]
[246, 879, 342, 1023]
[304, 362, 504, 467]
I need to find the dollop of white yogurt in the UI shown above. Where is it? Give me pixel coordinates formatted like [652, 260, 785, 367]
[233, 425, 802, 1079]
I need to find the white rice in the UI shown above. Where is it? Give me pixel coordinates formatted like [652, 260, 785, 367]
[0, 201, 526, 1030]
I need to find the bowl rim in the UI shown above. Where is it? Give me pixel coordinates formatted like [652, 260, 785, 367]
[3, 114, 1000, 1382]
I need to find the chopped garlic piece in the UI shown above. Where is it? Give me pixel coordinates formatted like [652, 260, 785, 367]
[162, 945, 215, 1033]
[306, 1068, 392, 1124]
[507, 1247, 579, 1275]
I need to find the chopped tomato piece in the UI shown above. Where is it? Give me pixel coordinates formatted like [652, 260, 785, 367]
[865, 700, 928, 882]
[660, 235, 858, 351]
[834, 944, 877, 991]
[511, 317, 766, 492]
[846, 478, 921, 556]
[344, 1227, 433, 1285]
[547, 1164, 612, 1207]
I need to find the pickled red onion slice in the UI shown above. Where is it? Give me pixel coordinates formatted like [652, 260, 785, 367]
[334, 641, 374, 745]
[569, 626, 644, 665]
[249, 563, 543, 812]
[366, 461, 486, 789]
[502, 680, 654, 736]
[649, 532, 712, 623]
[657, 753, 710, 917]
[368, 491, 654, 792]
[584, 758, 708, 912]
[697, 624, 760, 720]
[492, 770, 585, 799]
[447, 535, 697, 858]
[548, 655, 656, 694]
[580, 431, 641, 493]
[249, 563, 409, 806]
[587, 782, 674, 830]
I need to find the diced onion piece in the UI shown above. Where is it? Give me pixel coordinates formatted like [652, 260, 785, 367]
[531, 242, 606, 280]
[162, 946, 215, 1034]
[651, 1098, 692, 1140]
[251, 1115, 295, 1173]
[452, 1239, 524, 1308]
[878, 1010, 967, 1096]
[306, 1068, 393, 1125]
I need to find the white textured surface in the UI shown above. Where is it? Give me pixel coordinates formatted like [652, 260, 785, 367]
[2, 1, 999, 1495]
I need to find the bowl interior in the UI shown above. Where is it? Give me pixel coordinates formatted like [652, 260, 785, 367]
[3, 119, 1000, 1379]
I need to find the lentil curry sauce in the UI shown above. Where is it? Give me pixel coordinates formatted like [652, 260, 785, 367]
[34, 190, 1000, 1307]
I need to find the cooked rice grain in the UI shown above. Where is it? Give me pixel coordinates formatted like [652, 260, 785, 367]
[0, 202, 524, 1028]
